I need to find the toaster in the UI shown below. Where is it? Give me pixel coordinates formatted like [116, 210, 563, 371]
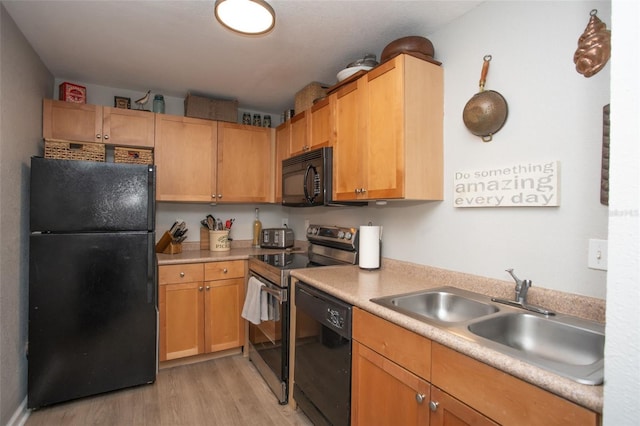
[261, 228, 294, 249]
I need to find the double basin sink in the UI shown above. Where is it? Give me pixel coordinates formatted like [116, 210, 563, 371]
[370, 286, 604, 385]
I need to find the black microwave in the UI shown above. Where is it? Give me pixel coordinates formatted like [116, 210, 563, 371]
[282, 147, 366, 207]
[282, 147, 331, 207]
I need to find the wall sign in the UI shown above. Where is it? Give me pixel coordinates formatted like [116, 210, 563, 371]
[454, 161, 560, 207]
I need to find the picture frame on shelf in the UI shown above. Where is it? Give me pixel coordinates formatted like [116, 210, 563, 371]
[114, 96, 131, 109]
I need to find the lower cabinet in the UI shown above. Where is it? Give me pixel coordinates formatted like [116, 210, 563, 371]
[352, 308, 598, 426]
[158, 260, 245, 362]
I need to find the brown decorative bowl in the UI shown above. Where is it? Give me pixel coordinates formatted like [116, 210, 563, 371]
[381, 36, 435, 62]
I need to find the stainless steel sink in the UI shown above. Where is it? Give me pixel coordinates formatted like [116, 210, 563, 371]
[468, 313, 604, 366]
[371, 287, 499, 325]
[370, 286, 605, 385]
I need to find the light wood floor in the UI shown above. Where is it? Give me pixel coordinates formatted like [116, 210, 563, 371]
[26, 355, 313, 426]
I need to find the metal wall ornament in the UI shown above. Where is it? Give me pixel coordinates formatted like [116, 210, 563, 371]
[574, 9, 611, 78]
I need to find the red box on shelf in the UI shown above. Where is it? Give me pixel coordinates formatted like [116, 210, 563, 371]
[59, 82, 86, 103]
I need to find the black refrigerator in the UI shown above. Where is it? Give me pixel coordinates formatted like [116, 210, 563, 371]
[28, 157, 157, 409]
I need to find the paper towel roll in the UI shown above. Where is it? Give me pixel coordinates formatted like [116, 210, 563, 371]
[359, 225, 382, 269]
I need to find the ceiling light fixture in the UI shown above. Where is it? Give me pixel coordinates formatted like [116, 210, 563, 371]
[214, 0, 275, 36]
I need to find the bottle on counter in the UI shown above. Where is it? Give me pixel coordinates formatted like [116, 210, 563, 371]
[252, 208, 262, 247]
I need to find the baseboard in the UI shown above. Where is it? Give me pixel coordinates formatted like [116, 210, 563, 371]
[6, 397, 29, 426]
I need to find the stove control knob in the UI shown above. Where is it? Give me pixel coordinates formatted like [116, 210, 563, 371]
[307, 227, 313, 234]
[345, 232, 353, 240]
[337, 231, 345, 239]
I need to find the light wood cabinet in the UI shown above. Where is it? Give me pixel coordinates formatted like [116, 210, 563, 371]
[289, 111, 309, 155]
[274, 122, 291, 203]
[216, 122, 274, 203]
[309, 96, 332, 149]
[203, 261, 245, 352]
[287, 100, 332, 156]
[155, 118, 273, 203]
[352, 340, 431, 425]
[158, 261, 245, 362]
[333, 54, 444, 201]
[352, 307, 599, 426]
[43, 99, 155, 147]
[154, 114, 217, 202]
[431, 343, 599, 426]
[158, 263, 205, 361]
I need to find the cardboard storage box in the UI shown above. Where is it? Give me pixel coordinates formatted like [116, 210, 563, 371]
[184, 93, 238, 122]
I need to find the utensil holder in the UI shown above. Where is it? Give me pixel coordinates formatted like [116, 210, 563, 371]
[209, 230, 230, 251]
[200, 227, 210, 250]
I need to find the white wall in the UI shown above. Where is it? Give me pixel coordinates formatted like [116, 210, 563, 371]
[0, 4, 53, 424]
[287, 1, 611, 299]
[603, 0, 640, 423]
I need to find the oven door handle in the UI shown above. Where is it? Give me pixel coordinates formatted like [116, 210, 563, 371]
[249, 273, 288, 303]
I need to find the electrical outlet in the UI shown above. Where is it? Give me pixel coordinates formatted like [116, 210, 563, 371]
[588, 239, 608, 271]
[281, 218, 288, 228]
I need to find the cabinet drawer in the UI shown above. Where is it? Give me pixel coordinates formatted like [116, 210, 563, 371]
[159, 263, 204, 285]
[204, 260, 245, 281]
[431, 343, 599, 426]
[353, 307, 431, 380]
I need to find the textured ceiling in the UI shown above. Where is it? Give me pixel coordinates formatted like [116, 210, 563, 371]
[4, 0, 482, 112]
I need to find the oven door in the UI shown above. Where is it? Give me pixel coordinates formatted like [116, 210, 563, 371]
[247, 271, 289, 404]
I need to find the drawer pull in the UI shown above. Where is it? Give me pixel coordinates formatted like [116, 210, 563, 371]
[415, 393, 426, 404]
[180, 272, 185, 277]
[223, 268, 228, 273]
[429, 400, 439, 411]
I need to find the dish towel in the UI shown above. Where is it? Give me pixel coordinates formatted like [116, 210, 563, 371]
[242, 277, 265, 325]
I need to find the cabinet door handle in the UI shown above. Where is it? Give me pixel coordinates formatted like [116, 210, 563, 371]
[103, 134, 109, 140]
[429, 401, 439, 412]
[217, 194, 223, 199]
[198, 286, 204, 291]
[206, 286, 211, 291]
[415, 393, 426, 404]
[180, 272, 185, 277]
[96, 133, 102, 139]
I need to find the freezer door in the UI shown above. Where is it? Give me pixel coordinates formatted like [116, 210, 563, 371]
[28, 232, 157, 409]
[30, 157, 155, 232]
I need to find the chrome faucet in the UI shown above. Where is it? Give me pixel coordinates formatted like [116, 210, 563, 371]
[492, 268, 555, 316]
[506, 268, 531, 303]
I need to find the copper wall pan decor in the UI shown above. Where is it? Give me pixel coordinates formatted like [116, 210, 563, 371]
[462, 55, 508, 143]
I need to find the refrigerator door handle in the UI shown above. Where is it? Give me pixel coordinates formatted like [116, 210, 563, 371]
[147, 165, 156, 232]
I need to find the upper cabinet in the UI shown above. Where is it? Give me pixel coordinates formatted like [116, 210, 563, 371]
[275, 122, 291, 203]
[43, 99, 155, 147]
[333, 54, 444, 201]
[155, 115, 217, 202]
[154, 117, 273, 203]
[289, 111, 309, 155]
[288, 97, 333, 157]
[216, 122, 274, 203]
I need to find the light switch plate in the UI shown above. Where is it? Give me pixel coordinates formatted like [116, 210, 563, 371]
[588, 239, 608, 270]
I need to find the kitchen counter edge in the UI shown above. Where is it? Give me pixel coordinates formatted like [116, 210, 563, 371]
[289, 260, 604, 414]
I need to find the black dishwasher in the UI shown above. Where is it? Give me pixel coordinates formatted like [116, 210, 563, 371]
[294, 282, 352, 426]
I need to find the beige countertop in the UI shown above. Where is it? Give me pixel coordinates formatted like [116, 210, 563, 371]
[156, 240, 307, 265]
[289, 259, 605, 414]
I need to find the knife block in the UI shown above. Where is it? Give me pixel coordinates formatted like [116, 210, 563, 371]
[163, 242, 182, 255]
[155, 231, 182, 255]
